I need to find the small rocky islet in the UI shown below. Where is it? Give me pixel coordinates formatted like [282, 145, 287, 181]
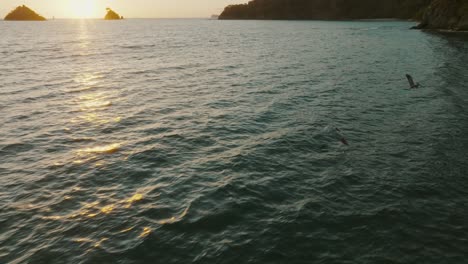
[3, 6, 124, 21]
[4, 5, 46, 21]
[104, 8, 124, 20]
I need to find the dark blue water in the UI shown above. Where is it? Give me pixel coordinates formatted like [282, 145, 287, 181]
[1, 19, 468, 264]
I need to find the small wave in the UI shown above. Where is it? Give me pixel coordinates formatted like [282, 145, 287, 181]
[14, 49, 33, 54]
[127, 148, 169, 165]
[80, 101, 113, 111]
[120, 44, 156, 49]
[0, 142, 34, 153]
[69, 137, 96, 143]
[65, 86, 100, 93]
[42, 192, 145, 224]
[78, 143, 121, 154]
[128, 70, 155, 75]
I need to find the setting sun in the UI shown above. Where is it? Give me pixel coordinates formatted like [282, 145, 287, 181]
[69, 0, 97, 18]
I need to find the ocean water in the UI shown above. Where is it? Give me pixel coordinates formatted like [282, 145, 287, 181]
[1, 19, 467, 264]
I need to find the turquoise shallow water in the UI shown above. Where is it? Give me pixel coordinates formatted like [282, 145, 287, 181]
[0, 19, 468, 263]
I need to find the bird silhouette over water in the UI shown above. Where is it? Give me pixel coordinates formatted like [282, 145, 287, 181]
[406, 74, 420, 88]
[335, 128, 349, 146]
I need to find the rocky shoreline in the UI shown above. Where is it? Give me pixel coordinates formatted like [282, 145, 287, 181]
[413, 0, 468, 31]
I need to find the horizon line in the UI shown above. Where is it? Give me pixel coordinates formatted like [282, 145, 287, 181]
[2, 17, 218, 20]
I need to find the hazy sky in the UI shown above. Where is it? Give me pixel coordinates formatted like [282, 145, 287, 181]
[1, 0, 248, 18]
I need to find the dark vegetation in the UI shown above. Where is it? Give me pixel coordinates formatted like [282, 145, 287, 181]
[104, 8, 123, 20]
[219, 0, 468, 30]
[219, 0, 432, 20]
[416, 0, 468, 30]
[4, 5, 46, 21]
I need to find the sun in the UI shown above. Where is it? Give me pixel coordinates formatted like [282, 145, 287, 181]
[69, 0, 97, 18]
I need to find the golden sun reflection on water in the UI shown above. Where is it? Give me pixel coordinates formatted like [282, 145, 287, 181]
[54, 65, 144, 247]
[77, 92, 114, 112]
[73, 238, 94, 243]
[78, 143, 122, 154]
[66, 71, 124, 168]
[44, 192, 191, 249]
[80, 100, 112, 111]
[43, 192, 145, 221]
[94, 238, 108, 248]
[73, 73, 103, 88]
[127, 193, 143, 203]
[72, 156, 96, 165]
[158, 207, 190, 225]
[101, 205, 115, 214]
[139, 227, 152, 238]
[67, 80, 122, 129]
[71, 113, 121, 125]
[119, 227, 135, 233]
[76, 20, 92, 50]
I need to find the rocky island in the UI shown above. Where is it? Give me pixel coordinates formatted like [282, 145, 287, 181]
[4, 5, 46, 21]
[219, 0, 468, 31]
[104, 8, 123, 20]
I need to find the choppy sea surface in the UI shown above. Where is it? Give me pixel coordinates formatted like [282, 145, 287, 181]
[1, 19, 468, 264]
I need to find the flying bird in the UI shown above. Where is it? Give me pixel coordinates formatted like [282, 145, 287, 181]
[406, 74, 420, 88]
[335, 128, 349, 146]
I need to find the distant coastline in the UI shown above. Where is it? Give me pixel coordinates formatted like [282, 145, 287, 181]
[219, 0, 468, 31]
[218, 0, 430, 20]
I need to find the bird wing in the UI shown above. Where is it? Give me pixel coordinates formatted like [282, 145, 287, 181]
[406, 74, 416, 88]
